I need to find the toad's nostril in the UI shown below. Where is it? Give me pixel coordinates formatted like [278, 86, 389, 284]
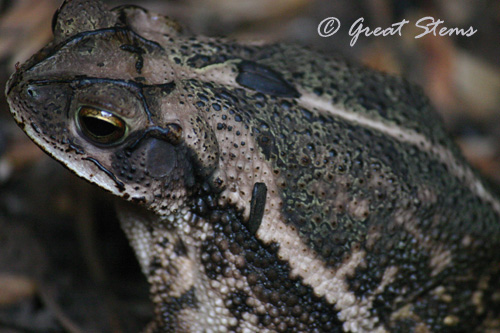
[23, 84, 41, 101]
[27, 87, 36, 98]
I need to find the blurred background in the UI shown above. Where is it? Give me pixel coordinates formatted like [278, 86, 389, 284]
[0, 0, 499, 331]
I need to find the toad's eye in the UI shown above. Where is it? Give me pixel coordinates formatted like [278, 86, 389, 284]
[77, 106, 126, 145]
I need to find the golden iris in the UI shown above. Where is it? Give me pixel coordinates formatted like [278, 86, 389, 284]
[77, 106, 126, 144]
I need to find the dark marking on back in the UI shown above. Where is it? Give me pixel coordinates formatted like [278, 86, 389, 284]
[236, 60, 299, 98]
[247, 182, 267, 235]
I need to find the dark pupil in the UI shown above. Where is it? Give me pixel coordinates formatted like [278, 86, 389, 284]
[81, 116, 118, 137]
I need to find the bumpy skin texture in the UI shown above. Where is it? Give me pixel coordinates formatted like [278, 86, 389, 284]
[6, 0, 500, 332]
